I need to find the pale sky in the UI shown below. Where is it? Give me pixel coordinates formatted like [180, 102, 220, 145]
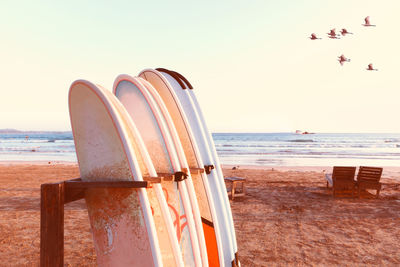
[0, 0, 399, 133]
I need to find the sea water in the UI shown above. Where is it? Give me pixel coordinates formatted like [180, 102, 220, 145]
[213, 132, 400, 166]
[0, 131, 76, 162]
[2, 131, 400, 166]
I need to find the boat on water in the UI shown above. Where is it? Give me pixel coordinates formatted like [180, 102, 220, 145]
[295, 130, 315, 135]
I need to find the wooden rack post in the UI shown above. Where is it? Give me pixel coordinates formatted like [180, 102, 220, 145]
[40, 182, 65, 267]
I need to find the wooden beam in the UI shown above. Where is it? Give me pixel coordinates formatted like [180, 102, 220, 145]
[181, 167, 205, 174]
[155, 173, 175, 181]
[191, 167, 205, 174]
[64, 187, 85, 204]
[143, 177, 162, 183]
[40, 182, 64, 267]
[64, 180, 150, 189]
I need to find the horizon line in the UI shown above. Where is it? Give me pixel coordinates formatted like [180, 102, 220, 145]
[2, 128, 400, 135]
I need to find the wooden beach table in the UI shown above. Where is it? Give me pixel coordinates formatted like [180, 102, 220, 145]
[224, 176, 246, 200]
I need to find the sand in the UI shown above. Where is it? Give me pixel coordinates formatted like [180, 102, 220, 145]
[1, 163, 399, 266]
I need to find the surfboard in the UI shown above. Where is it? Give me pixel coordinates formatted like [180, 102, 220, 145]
[69, 80, 182, 266]
[139, 69, 237, 266]
[165, 69, 238, 247]
[134, 74, 224, 266]
[113, 75, 206, 266]
[177, 71, 240, 266]
[138, 77, 223, 267]
[138, 76, 224, 266]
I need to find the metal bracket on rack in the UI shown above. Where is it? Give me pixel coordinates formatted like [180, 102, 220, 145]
[174, 171, 188, 182]
[204, 165, 215, 174]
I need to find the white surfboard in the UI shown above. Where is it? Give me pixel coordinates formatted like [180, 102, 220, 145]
[164, 69, 238, 249]
[139, 76, 223, 267]
[113, 75, 206, 267]
[69, 80, 162, 266]
[139, 69, 237, 266]
[69, 80, 182, 266]
[175, 70, 240, 266]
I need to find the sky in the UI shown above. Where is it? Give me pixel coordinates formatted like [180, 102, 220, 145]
[0, 0, 399, 133]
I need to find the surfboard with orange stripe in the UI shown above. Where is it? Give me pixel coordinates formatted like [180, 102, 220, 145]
[139, 69, 231, 266]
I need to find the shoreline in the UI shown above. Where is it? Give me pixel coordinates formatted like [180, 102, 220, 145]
[0, 161, 399, 179]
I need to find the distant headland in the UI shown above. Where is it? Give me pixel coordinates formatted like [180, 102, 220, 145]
[0, 129, 71, 134]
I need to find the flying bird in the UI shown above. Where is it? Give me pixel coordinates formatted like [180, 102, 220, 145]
[338, 54, 350, 65]
[309, 33, 322, 40]
[340, 28, 353, 36]
[363, 16, 376, 27]
[327, 29, 340, 39]
[366, 63, 378, 71]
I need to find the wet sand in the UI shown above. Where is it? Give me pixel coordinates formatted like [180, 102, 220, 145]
[1, 163, 399, 266]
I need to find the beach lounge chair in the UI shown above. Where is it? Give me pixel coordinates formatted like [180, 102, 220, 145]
[356, 166, 383, 198]
[325, 166, 357, 197]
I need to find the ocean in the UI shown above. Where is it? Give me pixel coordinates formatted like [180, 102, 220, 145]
[1, 131, 400, 167]
[0, 131, 75, 162]
[214, 133, 400, 166]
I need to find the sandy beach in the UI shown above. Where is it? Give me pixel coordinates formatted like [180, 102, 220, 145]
[1, 163, 400, 266]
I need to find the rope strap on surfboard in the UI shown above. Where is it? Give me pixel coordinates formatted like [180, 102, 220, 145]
[156, 67, 194, 90]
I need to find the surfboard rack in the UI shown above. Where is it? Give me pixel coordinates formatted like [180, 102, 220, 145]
[182, 167, 205, 174]
[149, 169, 202, 182]
[155, 170, 193, 182]
[40, 167, 210, 266]
[39, 176, 166, 267]
[154, 168, 205, 183]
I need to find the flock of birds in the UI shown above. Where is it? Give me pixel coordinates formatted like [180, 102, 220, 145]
[309, 16, 378, 71]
